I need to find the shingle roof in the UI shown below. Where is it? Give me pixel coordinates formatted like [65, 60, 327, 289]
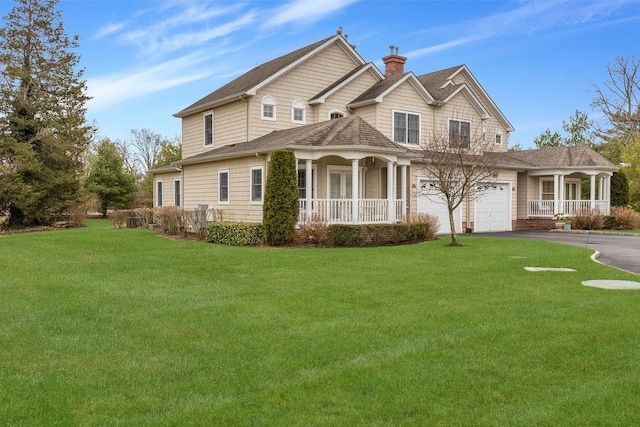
[502, 145, 617, 168]
[417, 65, 464, 101]
[348, 73, 406, 105]
[178, 116, 404, 165]
[174, 35, 337, 117]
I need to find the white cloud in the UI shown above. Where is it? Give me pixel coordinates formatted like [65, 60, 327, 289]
[92, 22, 127, 40]
[406, 0, 635, 59]
[261, 0, 360, 29]
[86, 52, 216, 110]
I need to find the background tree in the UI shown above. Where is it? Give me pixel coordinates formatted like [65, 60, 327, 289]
[592, 53, 640, 209]
[610, 170, 630, 207]
[263, 150, 299, 246]
[0, 0, 93, 226]
[533, 110, 596, 148]
[84, 139, 136, 217]
[592, 53, 640, 148]
[141, 135, 182, 204]
[415, 116, 499, 246]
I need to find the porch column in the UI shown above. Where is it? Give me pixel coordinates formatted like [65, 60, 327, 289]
[558, 174, 565, 213]
[590, 174, 596, 210]
[553, 174, 560, 215]
[387, 161, 395, 223]
[605, 175, 612, 214]
[400, 165, 407, 222]
[352, 159, 359, 223]
[305, 159, 312, 223]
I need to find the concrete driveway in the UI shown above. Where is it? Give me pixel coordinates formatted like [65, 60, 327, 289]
[472, 231, 640, 275]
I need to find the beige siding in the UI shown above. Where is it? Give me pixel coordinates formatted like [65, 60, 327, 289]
[182, 156, 267, 223]
[182, 102, 249, 159]
[250, 43, 360, 139]
[368, 80, 434, 144]
[517, 172, 528, 219]
[154, 171, 182, 207]
[318, 71, 379, 120]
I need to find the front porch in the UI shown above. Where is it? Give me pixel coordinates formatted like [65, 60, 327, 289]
[526, 171, 613, 218]
[298, 199, 405, 224]
[528, 200, 611, 218]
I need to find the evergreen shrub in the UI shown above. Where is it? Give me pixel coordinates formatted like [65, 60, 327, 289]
[263, 151, 299, 245]
[207, 222, 263, 246]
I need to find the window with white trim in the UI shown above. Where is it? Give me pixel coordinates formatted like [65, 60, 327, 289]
[329, 111, 345, 120]
[291, 100, 306, 124]
[204, 112, 213, 146]
[219, 170, 229, 203]
[495, 131, 502, 145]
[449, 119, 471, 149]
[393, 111, 420, 144]
[261, 96, 276, 121]
[174, 180, 181, 206]
[250, 167, 263, 203]
[156, 181, 163, 207]
[541, 179, 554, 200]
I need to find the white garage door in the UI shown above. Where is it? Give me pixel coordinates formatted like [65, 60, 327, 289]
[417, 180, 461, 235]
[474, 182, 511, 232]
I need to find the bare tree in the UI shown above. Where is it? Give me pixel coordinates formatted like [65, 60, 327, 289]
[592, 53, 640, 146]
[129, 128, 164, 173]
[413, 116, 499, 246]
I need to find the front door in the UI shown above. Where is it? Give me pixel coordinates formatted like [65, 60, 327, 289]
[329, 171, 352, 221]
[565, 181, 579, 200]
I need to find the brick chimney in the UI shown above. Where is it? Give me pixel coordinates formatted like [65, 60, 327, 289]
[382, 45, 407, 78]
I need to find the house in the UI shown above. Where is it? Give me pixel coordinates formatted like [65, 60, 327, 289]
[152, 31, 618, 233]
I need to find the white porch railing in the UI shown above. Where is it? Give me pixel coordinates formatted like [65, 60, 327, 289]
[298, 199, 403, 224]
[528, 200, 610, 217]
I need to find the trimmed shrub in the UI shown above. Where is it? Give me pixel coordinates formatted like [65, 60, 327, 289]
[407, 213, 439, 240]
[207, 222, 263, 246]
[327, 224, 365, 246]
[570, 209, 604, 230]
[327, 222, 435, 247]
[610, 206, 640, 230]
[263, 150, 299, 246]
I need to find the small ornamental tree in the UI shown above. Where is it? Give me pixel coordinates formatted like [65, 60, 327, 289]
[263, 150, 299, 245]
[84, 139, 136, 217]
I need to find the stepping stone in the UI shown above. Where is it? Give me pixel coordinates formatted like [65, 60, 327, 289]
[582, 280, 640, 290]
[525, 267, 576, 272]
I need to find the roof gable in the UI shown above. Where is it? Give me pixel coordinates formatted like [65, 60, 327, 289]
[175, 34, 365, 117]
[418, 65, 515, 132]
[348, 72, 435, 108]
[309, 63, 383, 104]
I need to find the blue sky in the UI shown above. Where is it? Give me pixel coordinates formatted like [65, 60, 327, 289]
[2, 0, 639, 148]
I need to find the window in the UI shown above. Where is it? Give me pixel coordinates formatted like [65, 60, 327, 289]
[261, 96, 276, 121]
[541, 180, 554, 200]
[297, 168, 316, 199]
[156, 181, 163, 207]
[292, 100, 306, 124]
[250, 167, 263, 203]
[495, 131, 502, 145]
[330, 111, 345, 120]
[449, 119, 471, 149]
[219, 170, 229, 203]
[393, 111, 420, 144]
[174, 180, 181, 206]
[204, 112, 213, 146]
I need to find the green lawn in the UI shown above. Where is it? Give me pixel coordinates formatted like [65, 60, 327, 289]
[1, 220, 639, 426]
